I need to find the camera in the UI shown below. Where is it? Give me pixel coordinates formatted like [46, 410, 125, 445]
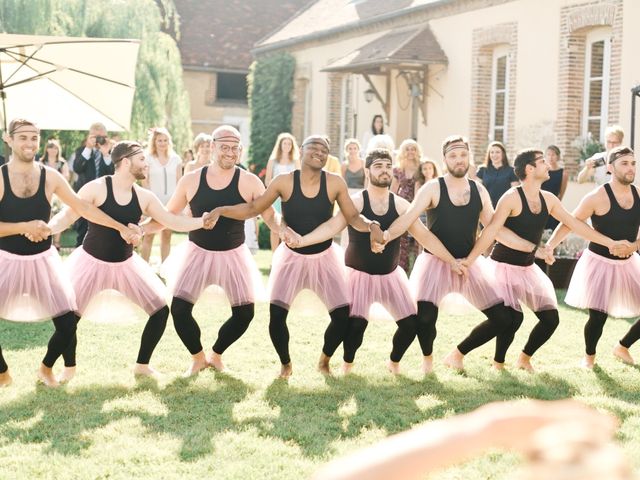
[95, 135, 107, 146]
[593, 157, 606, 168]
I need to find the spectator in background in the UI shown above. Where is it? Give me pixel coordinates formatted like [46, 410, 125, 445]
[360, 114, 385, 158]
[341, 138, 365, 191]
[72, 122, 114, 245]
[140, 127, 182, 263]
[182, 148, 194, 172]
[541, 145, 569, 230]
[577, 125, 624, 186]
[414, 158, 440, 191]
[476, 141, 519, 207]
[392, 139, 422, 272]
[265, 133, 300, 251]
[183, 133, 212, 174]
[40, 138, 70, 249]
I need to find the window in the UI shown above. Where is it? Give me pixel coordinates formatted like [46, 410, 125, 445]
[489, 46, 509, 143]
[216, 72, 248, 102]
[582, 30, 611, 142]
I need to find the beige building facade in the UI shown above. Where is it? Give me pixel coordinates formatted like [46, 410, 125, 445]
[254, 0, 640, 207]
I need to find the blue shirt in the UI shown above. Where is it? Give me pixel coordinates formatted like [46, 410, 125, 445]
[476, 164, 518, 207]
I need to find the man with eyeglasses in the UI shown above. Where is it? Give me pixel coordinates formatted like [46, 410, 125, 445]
[209, 135, 385, 378]
[0, 119, 141, 388]
[458, 149, 628, 372]
[147, 125, 280, 377]
[47, 141, 214, 382]
[577, 125, 624, 186]
[548, 146, 640, 369]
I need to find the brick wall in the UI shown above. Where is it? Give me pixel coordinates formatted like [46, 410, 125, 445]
[326, 73, 344, 156]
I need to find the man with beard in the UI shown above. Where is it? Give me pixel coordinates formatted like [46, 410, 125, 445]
[377, 135, 534, 373]
[548, 146, 640, 369]
[0, 119, 139, 388]
[285, 148, 464, 374]
[210, 135, 384, 378]
[150, 125, 280, 377]
[47, 141, 214, 382]
[458, 149, 628, 372]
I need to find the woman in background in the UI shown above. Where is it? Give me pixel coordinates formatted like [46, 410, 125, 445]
[360, 114, 385, 157]
[541, 145, 569, 230]
[476, 141, 518, 207]
[183, 133, 212, 174]
[41, 138, 70, 249]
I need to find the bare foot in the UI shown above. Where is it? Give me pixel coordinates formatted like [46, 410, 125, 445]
[421, 355, 433, 374]
[387, 360, 401, 375]
[133, 363, 163, 378]
[0, 370, 12, 387]
[279, 363, 292, 379]
[318, 353, 332, 376]
[57, 366, 76, 384]
[613, 343, 635, 365]
[37, 364, 60, 388]
[443, 349, 464, 371]
[342, 362, 354, 375]
[183, 351, 209, 377]
[516, 353, 535, 373]
[492, 361, 505, 371]
[207, 351, 226, 372]
[581, 355, 596, 370]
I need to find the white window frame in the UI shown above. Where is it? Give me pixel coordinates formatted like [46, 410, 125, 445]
[489, 45, 510, 143]
[582, 28, 612, 141]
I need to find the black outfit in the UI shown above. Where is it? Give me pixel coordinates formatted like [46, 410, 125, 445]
[342, 192, 417, 363]
[419, 178, 510, 357]
[269, 170, 348, 365]
[73, 146, 115, 246]
[584, 184, 640, 355]
[476, 164, 518, 207]
[490, 187, 559, 363]
[541, 168, 564, 229]
[62, 177, 168, 367]
[0, 165, 75, 373]
[170, 166, 254, 358]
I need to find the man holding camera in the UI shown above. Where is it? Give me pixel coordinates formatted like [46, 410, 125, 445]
[73, 122, 115, 245]
[577, 125, 624, 186]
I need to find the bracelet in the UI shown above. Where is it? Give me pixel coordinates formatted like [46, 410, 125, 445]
[368, 220, 381, 232]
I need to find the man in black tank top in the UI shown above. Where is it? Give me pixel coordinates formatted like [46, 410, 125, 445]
[144, 125, 281, 377]
[287, 149, 463, 374]
[211, 135, 384, 378]
[0, 119, 141, 388]
[463, 149, 625, 372]
[47, 141, 211, 382]
[378, 135, 538, 373]
[547, 146, 640, 369]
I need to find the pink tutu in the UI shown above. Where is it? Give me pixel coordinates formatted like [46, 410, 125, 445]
[410, 252, 502, 312]
[486, 258, 557, 312]
[0, 246, 77, 322]
[269, 243, 349, 311]
[347, 266, 416, 320]
[165, 241, 263, 306]
[565, 250, 640, 318]
[66, 247, 167, 316]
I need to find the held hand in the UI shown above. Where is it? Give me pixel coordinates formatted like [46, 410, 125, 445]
[202, 210, 220, 230]
[370, 223, 384, 245]
[282, 227, 303, 248]
[23, 220, 51, 242]
[121, 225, 142, 246]
[536, 244, 555, 265]
[455, 259, 469, 279]
[609, 240, 635, 258]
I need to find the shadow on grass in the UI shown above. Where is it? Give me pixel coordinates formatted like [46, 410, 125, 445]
[0, 320, 53, 351]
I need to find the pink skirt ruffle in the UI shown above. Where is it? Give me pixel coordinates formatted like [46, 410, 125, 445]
[0, 246, 77, 322]
[486, 258, 557, 312]
[410, 252, 502, 312]
[165, 241, 263, 306]
[66, 247, 167, 316]
[269, 243, 349, 311]
[347, 266, 416, 320]
[565, 250, 640, 318]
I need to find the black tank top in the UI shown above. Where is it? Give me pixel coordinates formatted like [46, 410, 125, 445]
[188, 166, 245, 251]
[427, 177, 482, 259]
[83, 176, 142, 262]
[0, 164, 52, 255]
[282, 170, 333, 254]
[491, 187, 548, 266]
[588, 183, 640, 259]
[345, 191, 401, 274]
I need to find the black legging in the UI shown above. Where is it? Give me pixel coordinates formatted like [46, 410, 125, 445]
[62, 307, 169, 366]
[416, 301, 439, 356]
[269, 303, 349, 365]
[493, 308, 560, 363]
[620, 319, 640, 349]
[342, 315, 417, 363]
[212, 303, 255, 354]
[43, 311, 77, 368]
[0, 345, 7, 373]
[457, 303, 511, 355]
[584, 309, 608, 355]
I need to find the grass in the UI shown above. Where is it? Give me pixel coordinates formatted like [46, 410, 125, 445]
[1, 236, 640, 479]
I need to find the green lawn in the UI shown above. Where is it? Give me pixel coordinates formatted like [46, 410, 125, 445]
[1, 239, 639, 479]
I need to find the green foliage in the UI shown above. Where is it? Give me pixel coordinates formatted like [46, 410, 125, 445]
[258, 219, 271, 250]
[0, 0, 191, 152]
[248, 53, 296, 174]
[573, 133, 604, 162]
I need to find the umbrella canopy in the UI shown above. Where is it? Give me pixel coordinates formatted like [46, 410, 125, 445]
[0, 33, 140, 132]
